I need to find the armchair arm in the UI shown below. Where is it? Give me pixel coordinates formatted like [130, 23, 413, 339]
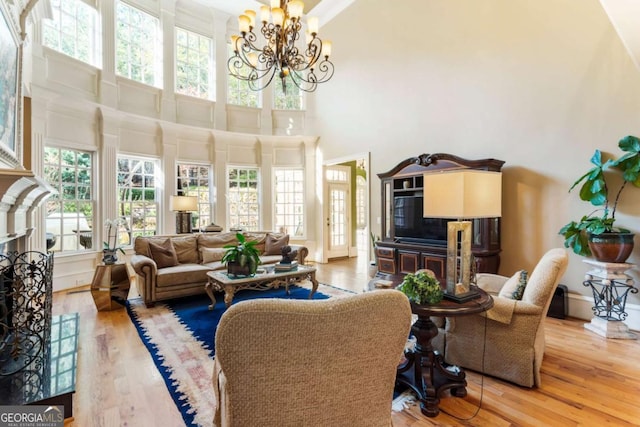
[475, 273, 510, 296]
[289, 244, 309, 265]
[131, 254, 158, 307]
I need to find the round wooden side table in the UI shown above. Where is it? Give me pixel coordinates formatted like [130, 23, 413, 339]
[396, 287, 493, 417]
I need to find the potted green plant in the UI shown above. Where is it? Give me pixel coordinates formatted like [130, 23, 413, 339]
[397, 270, 444, 305]
[559, 135, 640, 262]
[222, 233, 261, 277]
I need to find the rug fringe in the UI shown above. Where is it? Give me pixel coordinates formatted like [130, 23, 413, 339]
[392, 389, 417, 412]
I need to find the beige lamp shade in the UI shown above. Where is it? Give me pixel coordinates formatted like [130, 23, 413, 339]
[170, 195, 198, 212]
[423, 170, 502, 219]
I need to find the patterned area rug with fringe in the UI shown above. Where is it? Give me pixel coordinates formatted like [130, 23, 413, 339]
[126, 282, 353, 426]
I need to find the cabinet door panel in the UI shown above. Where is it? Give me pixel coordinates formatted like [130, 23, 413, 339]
[422, 255, 445, 283]
[399, 251, 419, 274]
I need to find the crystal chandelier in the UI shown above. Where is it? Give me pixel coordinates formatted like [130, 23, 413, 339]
[228, 0, 334, 93]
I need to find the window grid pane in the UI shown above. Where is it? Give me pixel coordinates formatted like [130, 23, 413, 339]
[227, 45, 260, 107]
[273, 78, 303, 110]
[227, 166, 260, 231]
[44, 147, 94, 252]
[175, 28, 214, 100]
[117, 156, 158, 239]
[116, 2, 159, 86]
[177, 163, 212, 228]
[274, 169, 304, 236]
[42, 0, 98, 66]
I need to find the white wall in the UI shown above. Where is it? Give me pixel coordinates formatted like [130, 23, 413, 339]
[308, 0, 640, 328]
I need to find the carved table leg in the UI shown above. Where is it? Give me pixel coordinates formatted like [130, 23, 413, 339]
[396, 314, 467, 417]
[308, 271, 318, 299]
[223, 284, 236, 308]
[205, 281, 217, 310]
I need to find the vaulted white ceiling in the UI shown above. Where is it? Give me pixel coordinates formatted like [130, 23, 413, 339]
[599, 0, 640, 72]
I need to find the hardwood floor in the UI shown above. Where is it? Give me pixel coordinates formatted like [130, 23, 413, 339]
[54, 255, 640, 426]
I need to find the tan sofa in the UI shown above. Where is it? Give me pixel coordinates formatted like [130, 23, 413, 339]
[131, 231, 309, 307]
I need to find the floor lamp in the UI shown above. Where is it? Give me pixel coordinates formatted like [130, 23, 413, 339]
[170, 195, 198, 234]
[422, 170, 502, 302]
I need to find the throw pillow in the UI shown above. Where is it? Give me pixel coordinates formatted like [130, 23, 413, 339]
[265, 233, 290, 255]
[498, 270, 525, 299]
[148, 238, 179, 269]
[201, 247, 226, 264]
[511, 270, 528, 300]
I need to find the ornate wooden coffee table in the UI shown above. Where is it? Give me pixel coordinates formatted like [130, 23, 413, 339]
[205, 265, 318, 309]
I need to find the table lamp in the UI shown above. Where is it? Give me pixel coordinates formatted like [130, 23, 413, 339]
[170, 195, 198, 234]
[422, 170, 502, 302]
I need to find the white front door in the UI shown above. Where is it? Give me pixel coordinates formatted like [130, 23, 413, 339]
[324, 166, 350, 259]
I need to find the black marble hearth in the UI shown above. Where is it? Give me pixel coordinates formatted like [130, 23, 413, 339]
[0, 313, 78, 419]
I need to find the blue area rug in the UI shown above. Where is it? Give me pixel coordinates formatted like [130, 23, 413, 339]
[126, 284, 339, 426]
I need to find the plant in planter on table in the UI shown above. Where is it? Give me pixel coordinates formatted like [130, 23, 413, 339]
[559, 135, 640, 263]
[222, 233, 261, 277]
[397, 270, 444, 305]
[103, 218, 128, 264]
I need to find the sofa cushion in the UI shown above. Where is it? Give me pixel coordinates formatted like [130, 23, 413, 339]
[202, 247, 226, 263]
[265, 233, 289, 255]
[198, 233, 238, 249]
[171, 235, 199, 264]
[149, 238, 179, 269]
[156, 264, 211, 287]
[243, 232, 267, 254]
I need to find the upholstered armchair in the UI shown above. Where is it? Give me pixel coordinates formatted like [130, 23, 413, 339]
[212, 290, 412, 427]
[439, 248, 569, 387]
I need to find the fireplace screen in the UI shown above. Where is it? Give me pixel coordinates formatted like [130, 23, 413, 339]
[0, 251, 54, 376]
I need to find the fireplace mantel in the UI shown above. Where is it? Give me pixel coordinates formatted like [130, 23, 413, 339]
[0, 168, 54, 244]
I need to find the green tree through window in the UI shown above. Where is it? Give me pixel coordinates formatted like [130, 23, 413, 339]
[176, 28, 214, 99]
[42, 0, 98, 66]
[117, 156, 158, 239]
[44, 147, 94, 252]
[177, 163, 212, 228]
[116, 2, 160, 86]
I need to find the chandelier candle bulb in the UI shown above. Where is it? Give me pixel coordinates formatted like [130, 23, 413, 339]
[322, 40, 332, 57]
[307, 16, 319, 34]
[244, 10, 256, 27]
[272, 7, 284, 26]
[248, 52, 258, 67]
[260, 5, 270, 23]
[288, 0, 304, 19]
[230, 35, 240, 52]
[271, 0, 280, 8]
[238, 15, 250, 33]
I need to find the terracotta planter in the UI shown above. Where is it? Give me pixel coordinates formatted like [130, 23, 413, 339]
[588, 232, 635, 263]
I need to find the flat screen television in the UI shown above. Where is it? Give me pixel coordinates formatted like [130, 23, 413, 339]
[393, 196, 450, 245]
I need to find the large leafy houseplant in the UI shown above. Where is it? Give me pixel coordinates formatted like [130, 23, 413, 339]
[397, 270, 443, 305]
[559, 135, 640, 257]
[222, 233, 261, 276]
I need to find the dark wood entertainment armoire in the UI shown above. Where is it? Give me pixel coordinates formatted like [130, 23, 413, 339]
[375, 153, 505, 285]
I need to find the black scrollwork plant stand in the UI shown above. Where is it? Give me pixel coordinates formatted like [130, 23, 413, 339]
[582, 259, 637, 339]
